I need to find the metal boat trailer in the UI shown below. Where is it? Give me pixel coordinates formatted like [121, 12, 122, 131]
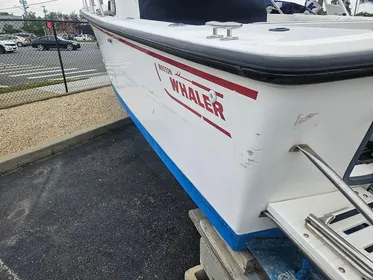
[186, 144, 373, 280]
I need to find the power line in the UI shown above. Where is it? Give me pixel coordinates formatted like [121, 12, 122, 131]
[0, 0, 57, 13]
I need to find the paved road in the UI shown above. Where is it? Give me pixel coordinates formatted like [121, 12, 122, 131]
[0, 43, 107, 87]
[0, 124, 200, 280]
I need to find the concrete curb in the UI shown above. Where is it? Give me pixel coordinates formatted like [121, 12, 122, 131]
[184, 264, 209, 280]
[0, 117, 132, 175]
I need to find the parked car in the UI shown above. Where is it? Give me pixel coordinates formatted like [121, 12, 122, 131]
[60, 34, 77, 40]
[74, 34, 96, 41]
[0, 38, 18, 53]
[0, 35, 30, 47]
[32, 36, 81, 51]
[14, 33, 37, 44]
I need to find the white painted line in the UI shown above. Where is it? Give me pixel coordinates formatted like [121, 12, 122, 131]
[0, 258, 21, 280]
[50, 72, 105, 80]
[0, 63, 16, 66]
[0, 66, 36, 72]
[0, 85, 9, 88]
[0, 66, 41, 72]
[0, 67, 61, 75]
[0, 65, 30, 69]
[27, 69, 97, 79]
[10, 68, 78, 77]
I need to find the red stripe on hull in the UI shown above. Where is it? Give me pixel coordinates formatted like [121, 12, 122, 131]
[202, 116, 232, 138]
[95, 26, 258, 100]
[175, 72, 224, 99]
[192, 81, 224, 99]
[154, 63, 162, 81]
[164, 89, 202, 118]
[164, 89, 231, 138]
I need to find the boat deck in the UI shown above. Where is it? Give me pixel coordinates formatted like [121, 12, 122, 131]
[0, 124, 199, 280]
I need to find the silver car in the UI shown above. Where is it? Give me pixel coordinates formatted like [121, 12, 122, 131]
[0, 39, 18, 53]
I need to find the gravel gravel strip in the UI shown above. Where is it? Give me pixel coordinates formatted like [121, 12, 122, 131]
[0, 86, 127, 157]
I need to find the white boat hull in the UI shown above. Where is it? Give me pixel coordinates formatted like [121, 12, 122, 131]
[92, 25, 373, 250]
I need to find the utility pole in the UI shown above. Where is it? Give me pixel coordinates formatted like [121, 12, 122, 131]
[41, 5, 48, 35]
[19, 0, 28, 18]
[41, 5, 47, 18]
[0, 0, 57, 14]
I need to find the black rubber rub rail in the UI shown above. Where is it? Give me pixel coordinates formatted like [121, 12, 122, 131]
[81, 12, 373, 85]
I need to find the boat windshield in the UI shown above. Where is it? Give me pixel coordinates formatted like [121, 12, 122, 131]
[345, 126, 373, 185]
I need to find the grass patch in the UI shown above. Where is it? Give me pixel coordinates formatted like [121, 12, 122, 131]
[0, 78, 83, 94]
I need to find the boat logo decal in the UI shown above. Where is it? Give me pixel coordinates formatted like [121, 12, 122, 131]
[155, 63, 231, 138]
[95, 26, 258, 101]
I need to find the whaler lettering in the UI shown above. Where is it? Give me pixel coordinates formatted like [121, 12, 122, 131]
[169, 77, 225, 121]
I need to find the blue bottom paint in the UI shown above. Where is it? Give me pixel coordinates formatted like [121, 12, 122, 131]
[247, 238, 326, 280]
[112, 85, 283, 251]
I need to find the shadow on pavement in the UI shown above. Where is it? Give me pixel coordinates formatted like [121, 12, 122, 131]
[0, 123, 199, 280]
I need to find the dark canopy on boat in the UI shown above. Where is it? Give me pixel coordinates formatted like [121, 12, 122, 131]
[264, 0, 307, 14]
[138, 0, 267, 25]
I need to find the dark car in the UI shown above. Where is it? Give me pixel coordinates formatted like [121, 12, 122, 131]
[32, 36, 81, 51]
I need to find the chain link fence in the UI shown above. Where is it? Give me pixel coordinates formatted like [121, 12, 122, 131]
[0, 19, 110, 109]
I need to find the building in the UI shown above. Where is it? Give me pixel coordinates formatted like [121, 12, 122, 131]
[0, 14, 23, 34]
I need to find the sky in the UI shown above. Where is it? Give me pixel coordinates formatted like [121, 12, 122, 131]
[0, 0, 82, 17]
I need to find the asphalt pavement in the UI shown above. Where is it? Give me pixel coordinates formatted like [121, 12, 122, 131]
[0, 124, 200, 280]
[0, 43, 107, 87]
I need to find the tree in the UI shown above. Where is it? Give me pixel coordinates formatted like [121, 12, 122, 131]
[2, 24, 22, 34]
[43, 11, 83, 35]
[46, 11, 80, 21]
[47, 12, 58, 20]
[22, 12, 45, 36]
[331, 0, 351, 15]
[68, 12, 82, 34]
[355, 12, 373, 16]
[69, 12, 80, 22]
